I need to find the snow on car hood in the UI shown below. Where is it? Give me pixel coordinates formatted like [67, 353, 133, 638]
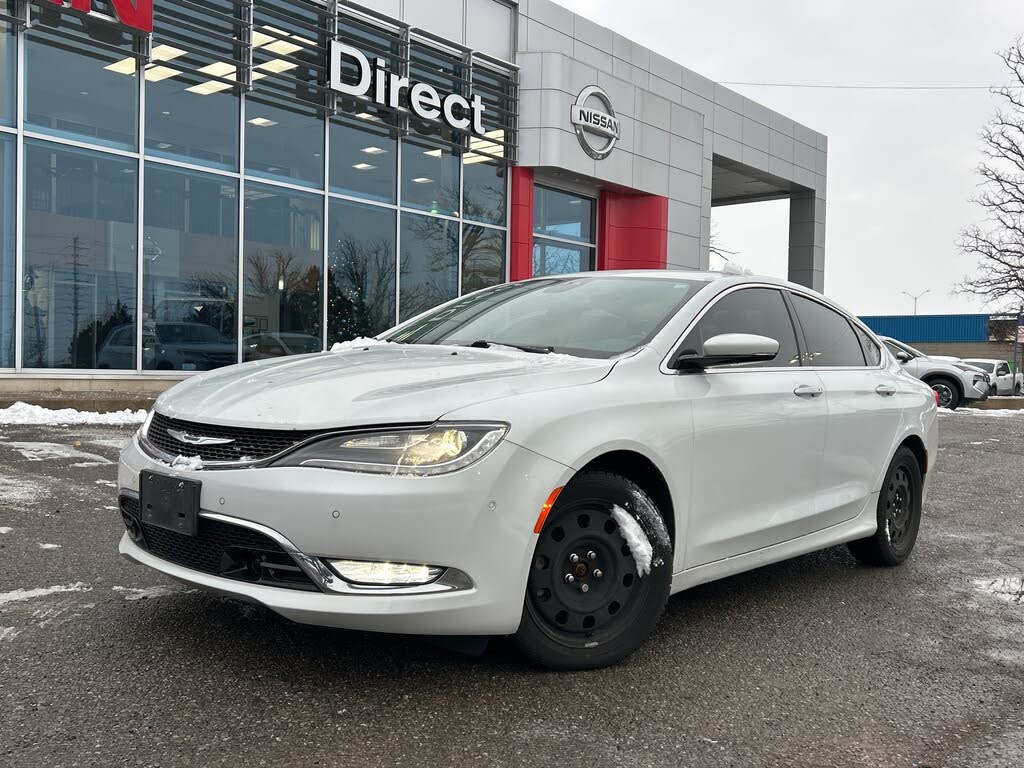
[154, 344, 616, 429]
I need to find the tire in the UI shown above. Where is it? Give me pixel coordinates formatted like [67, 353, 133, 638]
[990, 384, 998, 396]
[927, 377, 960, 410]
[1015, 383, 1022, 397]
[514, 471, 672, 670]
[848, 447, 923, 567]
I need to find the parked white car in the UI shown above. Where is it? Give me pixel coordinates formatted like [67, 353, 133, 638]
[118, 272, 938, 669]
[879, 337, 990, 409]
[962, 359, 1023, 396]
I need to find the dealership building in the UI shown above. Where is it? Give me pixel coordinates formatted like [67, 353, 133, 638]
[0, 0, 827, 388]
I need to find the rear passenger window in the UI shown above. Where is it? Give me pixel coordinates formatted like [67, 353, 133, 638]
[852, 325, 881, 366]
[680, 288, 801, 368]
[790, 294, 866, 367]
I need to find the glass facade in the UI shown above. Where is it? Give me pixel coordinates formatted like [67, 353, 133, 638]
[0, 1, 514, 372]
[25, 12, 138, 151]
[143, 166, 238, 371]
[0, 133, 12, 367]
[23, 141, 137, 369]
[533, 186, 597, 276]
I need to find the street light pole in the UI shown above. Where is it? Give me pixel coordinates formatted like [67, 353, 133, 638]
[900, 290, 931, 316]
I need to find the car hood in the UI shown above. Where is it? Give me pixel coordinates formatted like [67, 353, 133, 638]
[154, 344, 617, 429]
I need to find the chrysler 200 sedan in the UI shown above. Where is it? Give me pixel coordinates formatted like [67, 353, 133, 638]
[117, 272, 938, 669]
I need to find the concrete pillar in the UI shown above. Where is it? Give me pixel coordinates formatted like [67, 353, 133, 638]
[788, 190, 826, 292]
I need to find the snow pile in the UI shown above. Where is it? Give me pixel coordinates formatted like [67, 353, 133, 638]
[6, 441, 113, 466]
[0, 401, 148, 426]
[112, 585, 188, 601]
[330, 337, 389, 352]
[939, 407, 1024, 417]
[611, 504, 654, 577]
[38, 543, 61, 551]
[973, 576, 1024, 605]
[0, 527, 12, 535]
[170, 455, 204, 471]
[0, 582, 91, 607]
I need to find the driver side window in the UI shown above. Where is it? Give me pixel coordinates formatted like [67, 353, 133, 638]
[680, 288, 801, 368]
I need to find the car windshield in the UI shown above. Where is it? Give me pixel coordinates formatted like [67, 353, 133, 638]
[385, 276, 709, 358]
[964, 360, 995, 373]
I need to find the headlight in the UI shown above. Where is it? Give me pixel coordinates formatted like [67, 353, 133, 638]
[273, 423, 508, 476]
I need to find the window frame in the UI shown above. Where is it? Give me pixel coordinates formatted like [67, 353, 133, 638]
[531, 183, 598, 276]
[661, 283, 807, 375]
[786, 291, 886, 370]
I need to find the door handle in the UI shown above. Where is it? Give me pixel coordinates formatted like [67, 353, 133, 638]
[875, 384, 897, 397]
[794, 384, 824, 398]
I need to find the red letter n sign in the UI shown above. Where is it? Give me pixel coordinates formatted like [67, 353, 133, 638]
[46, 0, 154, 34]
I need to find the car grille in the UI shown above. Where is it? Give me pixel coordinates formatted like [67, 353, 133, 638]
[145, 412, 321, 463]
[120, 495, 317, 591]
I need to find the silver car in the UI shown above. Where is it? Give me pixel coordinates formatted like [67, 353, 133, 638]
[118, 273, 938, 669]
[879, 337, 989, 409]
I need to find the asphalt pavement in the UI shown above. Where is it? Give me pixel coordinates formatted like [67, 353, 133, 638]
[1, 411, 1022, 768]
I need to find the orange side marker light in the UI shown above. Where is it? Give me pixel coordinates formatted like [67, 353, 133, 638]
[533, 486, 564, 534]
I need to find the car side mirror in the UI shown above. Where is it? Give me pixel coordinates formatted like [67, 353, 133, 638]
[671, 333, 780, 371]
[895, 351, 911, 363]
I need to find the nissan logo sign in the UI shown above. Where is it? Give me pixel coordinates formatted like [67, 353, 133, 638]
[570, 86, 620, 160]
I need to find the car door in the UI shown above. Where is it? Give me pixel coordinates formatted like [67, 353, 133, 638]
[677, 286, 829, 568]
[789, 293, 904, 525]
[994, 362, 1011, 395]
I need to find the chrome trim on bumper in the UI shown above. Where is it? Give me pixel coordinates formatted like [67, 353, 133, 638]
[120, 490, 473, 596]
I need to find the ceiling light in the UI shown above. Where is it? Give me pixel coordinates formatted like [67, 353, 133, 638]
[157, 142, 172, 149]
[198, 61, 236, 78]
[252, 25, 313, 57]
[362, 146, 387, 155]
[463, 153, 495, 165]
[152, 45, 187, 62]
[355, 112, 381, 122]
[251, 72, 268, 83]
[257, 58, 299, 74]
[352, 162, 377, 171]
[104, 57, 137, 75]
[248, 117, 278, 127]
[412, 177, 433, 184]
[185, 80, 232, 95]
[144, 65, 181, 82]
[423, 149, 443, 158]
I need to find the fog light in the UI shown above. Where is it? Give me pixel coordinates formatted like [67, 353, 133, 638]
[327, 559, 444, 586]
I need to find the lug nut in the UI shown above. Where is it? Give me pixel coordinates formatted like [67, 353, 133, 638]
[593, 569, 603, 579]
[580, 584, 590, 593]
[565, 574, 575, 584]
[587, 550, 597, 560]
[569, 553, 580, 564]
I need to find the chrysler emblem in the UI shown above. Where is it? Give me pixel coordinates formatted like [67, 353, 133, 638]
[167, 429, 235, 446]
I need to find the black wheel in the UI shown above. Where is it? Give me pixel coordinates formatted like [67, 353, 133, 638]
[928, 377, 960, 410]
[990, 384, 998, 396]
[514, 471, 672, 670]
[1015, 383, 1022, 396]
[848, 447, 923, 567]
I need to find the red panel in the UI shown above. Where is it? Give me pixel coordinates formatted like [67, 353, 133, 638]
[597, 191, 669, 271]
[508, 167, 535, 281]
[48, 0, 154, 33]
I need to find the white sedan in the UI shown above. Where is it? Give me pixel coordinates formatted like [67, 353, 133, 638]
[117, 272, 938, 669]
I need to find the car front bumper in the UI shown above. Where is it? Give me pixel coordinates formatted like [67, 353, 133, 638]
[117, 435, 573, 636]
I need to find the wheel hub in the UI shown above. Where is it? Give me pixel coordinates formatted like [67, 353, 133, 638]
[527, 502, 650, 646]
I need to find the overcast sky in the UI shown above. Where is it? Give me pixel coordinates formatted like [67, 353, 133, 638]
[554, 0, 1024, 316]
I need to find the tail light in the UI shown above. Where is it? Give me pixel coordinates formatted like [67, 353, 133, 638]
[933, 390, 940, 407]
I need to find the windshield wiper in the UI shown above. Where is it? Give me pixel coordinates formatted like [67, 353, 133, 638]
[468, 339, 554, 354]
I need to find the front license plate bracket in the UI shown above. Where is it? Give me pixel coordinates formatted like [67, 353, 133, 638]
[139, 471, 201, 537]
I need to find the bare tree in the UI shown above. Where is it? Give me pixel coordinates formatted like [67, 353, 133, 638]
[958, 39, 1024, 309]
